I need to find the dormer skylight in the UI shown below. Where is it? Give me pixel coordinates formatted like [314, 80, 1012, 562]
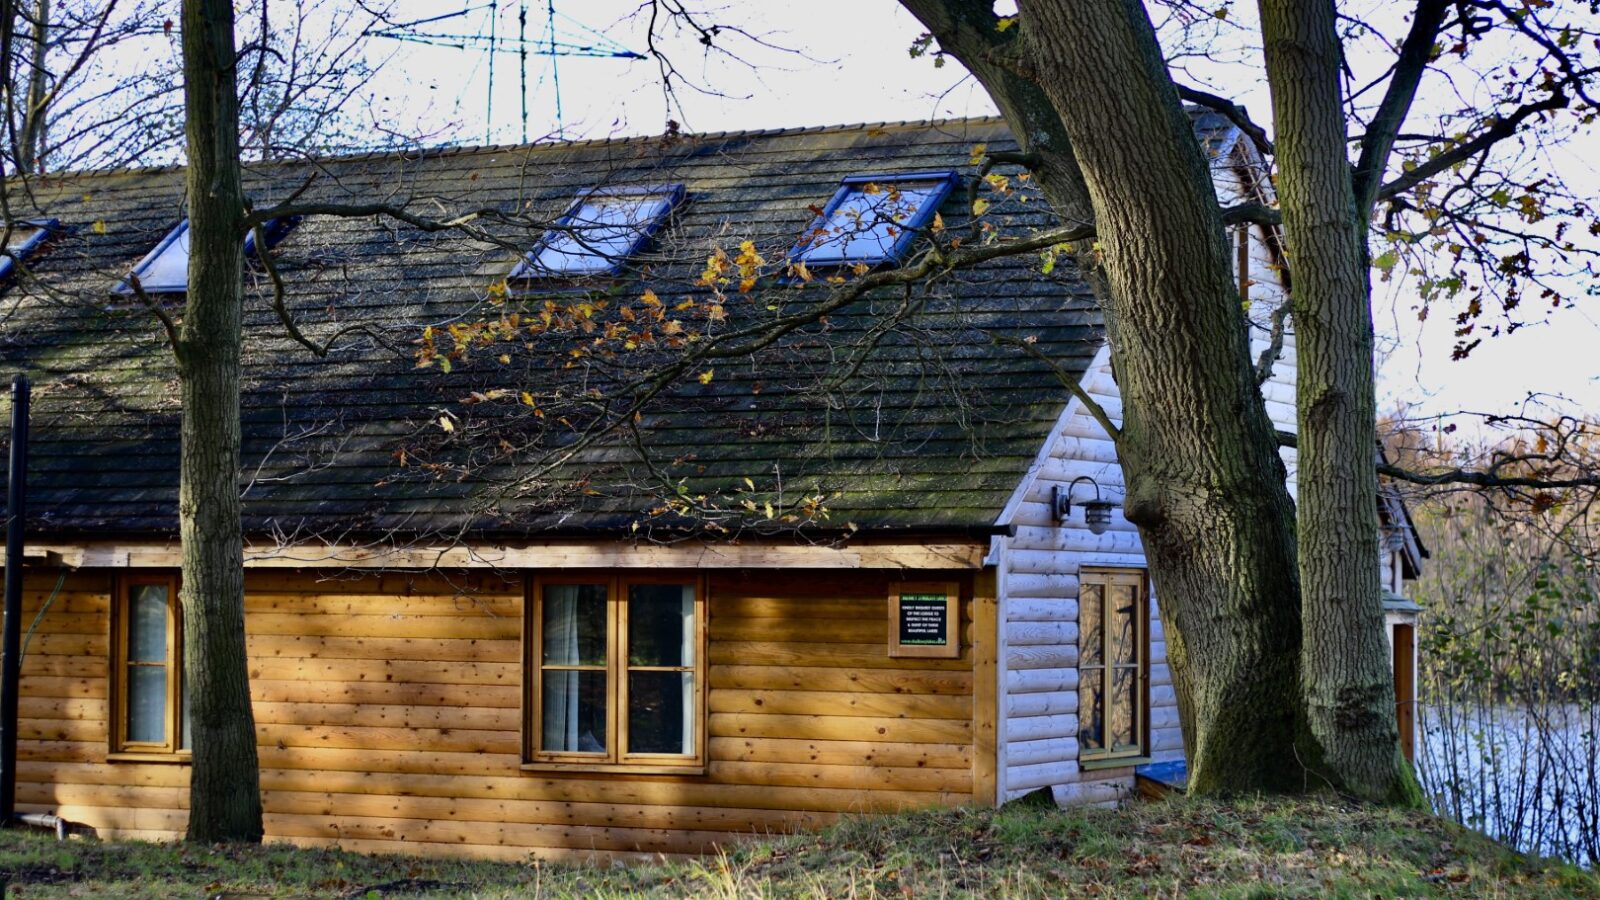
[117, 217, 297, 294]
[0, 219, 57, 283]
[509, 184, 686, 280]
[791, 171, 959, 267]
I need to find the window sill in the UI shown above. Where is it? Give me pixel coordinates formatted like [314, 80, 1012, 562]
[1078, 755, 1151, 772]
[520, 761, 706, 776]
[106, 751, 191, 764]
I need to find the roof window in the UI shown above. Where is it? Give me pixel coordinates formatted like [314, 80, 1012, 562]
[791, 171, 959, 267]
[117, 217, 297, 294]
[510, 184, 685, 279]
[0, 219, 57, 282]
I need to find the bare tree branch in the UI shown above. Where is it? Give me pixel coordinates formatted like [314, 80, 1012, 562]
[1351, 0, 1450, 219]
[1376, 87, 1570, 202]
[991, 331, 1122, 443]
[1176, 81, 1275, 156]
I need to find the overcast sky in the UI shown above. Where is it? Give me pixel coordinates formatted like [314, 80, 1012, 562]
[346, 1, 1600, 424]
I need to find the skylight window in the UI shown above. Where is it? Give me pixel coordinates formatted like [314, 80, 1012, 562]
[0, 219, 56, 283]
[791, 171, 959, 267]
[509, 184, 685, 279]
[117, 217, 297, 294]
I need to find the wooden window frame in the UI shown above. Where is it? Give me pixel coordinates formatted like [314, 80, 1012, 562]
[108, 572, 189, 762]
[522, 571, 707, 774]
[1077, 567, 1150, 765]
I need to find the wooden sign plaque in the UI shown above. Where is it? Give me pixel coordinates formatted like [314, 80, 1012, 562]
[888, 582, 960, 658]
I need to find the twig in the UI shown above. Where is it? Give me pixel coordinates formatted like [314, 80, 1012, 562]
[990, 332, 1121, 444]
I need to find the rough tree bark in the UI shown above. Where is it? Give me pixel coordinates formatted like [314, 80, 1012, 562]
[1257, 0, 1419, 803]
[903, 0, 1310, 792]
[1014, 0, 1309, 793]
[177, 0, 263, 843]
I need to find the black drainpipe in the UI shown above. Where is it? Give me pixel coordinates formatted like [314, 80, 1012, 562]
[0, 374, 29, 825]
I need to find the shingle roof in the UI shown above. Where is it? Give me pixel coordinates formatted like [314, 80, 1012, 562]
[0, 117, 1149, 541]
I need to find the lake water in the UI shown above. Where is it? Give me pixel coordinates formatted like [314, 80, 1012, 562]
[1418, 702, 1600, 866]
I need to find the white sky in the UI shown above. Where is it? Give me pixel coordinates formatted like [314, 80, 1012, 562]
[350, 2, 1600, 422]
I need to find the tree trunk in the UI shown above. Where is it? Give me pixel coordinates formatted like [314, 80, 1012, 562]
[1257, 0, 1420, 803]
[178, 0, 262, 843]
[16, 0, 47, 173]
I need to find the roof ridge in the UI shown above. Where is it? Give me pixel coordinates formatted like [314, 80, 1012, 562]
[8, 116, 1013, 182]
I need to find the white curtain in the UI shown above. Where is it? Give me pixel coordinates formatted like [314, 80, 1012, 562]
[543, 586, 582, 751]
[679, 586, 695, 754]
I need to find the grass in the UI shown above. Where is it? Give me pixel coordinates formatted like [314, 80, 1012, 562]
[0, 795, 1595, 898]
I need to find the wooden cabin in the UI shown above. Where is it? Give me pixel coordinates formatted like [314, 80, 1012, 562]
[0, 115, 1424, 859]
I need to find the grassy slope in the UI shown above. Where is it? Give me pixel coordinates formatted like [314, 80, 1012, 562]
[0, 796, 1594, 898]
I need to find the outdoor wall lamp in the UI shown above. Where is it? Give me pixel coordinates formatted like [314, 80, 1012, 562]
[1053, 475, 1115, 535]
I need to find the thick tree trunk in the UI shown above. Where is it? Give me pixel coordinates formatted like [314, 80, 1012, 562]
[178, 0, 262, 843]
[1009, 0, 1308, 793]
[1257, 0, 1420, 803]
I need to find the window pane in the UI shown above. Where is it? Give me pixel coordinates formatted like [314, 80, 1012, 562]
[801, 182, 944, 263]
[529, 194, 672, 274]
[180, 667, 191, 750]
[628, 583, 694, 667]
[126, 665, 167, 744]
[541, 670, 607, 753]
[1109, 583, 1139, 667]
[1110, 666, 1138, 752]
[1079, 582, 1103, 668]
[541, 584, 608, 666]
[127, 585, 169, 663]
[1078, 670, 1105, 754]
[135, 224, 191, 291]
[628, 670, 694, 755]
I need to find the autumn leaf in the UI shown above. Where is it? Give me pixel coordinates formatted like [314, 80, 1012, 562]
[996, 15, 1016, 31]
[972, 198, 991, 217]
[698, 369, 715, 384]
[968, 143, 988, 167]
[438, 415, 455, 433]
[91, 220, 107, 235]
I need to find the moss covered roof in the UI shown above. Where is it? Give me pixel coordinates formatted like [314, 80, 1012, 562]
[0, 116, 1234, 541]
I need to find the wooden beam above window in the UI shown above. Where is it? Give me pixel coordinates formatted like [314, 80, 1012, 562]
[24, 539, 989, 571]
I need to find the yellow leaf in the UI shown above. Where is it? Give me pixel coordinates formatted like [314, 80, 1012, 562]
[743, 477, 755, 490]
[438, 416, 455, 433]
[91, 220, 107, 235]
[996, 15, 1016, 31]
[498, 354, 511, 364]
[521, 391, 535, 406]
[972, 198, 991, 217]
[968, 143, 988, 167]
[763, 501, 775, 519]
[698, 369, 714, 384]
[931, 212, 945, 233]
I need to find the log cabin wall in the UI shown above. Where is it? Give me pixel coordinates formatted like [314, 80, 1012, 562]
[9, 566, 984, 860]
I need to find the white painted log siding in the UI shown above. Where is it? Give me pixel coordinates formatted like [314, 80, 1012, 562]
[990, 139, 1298, 803]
